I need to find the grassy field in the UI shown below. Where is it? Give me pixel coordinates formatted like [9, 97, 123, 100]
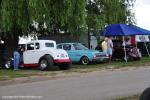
[0, 57, 150, 80]
[114, 94, 140, 100]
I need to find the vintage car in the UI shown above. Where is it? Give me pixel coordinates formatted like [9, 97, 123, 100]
[57, 43, 108, 65]
[112, 40, 142, 61]
[5, 40, 71, 70]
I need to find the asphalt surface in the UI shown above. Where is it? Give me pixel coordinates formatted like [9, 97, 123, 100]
[0, 67, 150, 100]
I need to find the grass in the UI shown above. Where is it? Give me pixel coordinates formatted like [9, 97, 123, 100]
[0, 57, 150, 81]
[114, 94, 140, 100]
[0, 69, 43, 80]
[71, 57, 150, 70]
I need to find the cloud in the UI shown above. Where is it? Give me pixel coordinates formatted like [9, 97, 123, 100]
[134, 0, 150, 29]
[139, 0, 150, 5]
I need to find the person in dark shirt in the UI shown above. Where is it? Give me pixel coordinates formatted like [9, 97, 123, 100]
[19, 47, 25, 66]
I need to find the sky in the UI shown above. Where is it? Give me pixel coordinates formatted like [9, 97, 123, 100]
[134, 0, 150, 30]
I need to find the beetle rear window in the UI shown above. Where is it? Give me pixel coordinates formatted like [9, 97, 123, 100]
[45, 43, 54, 47]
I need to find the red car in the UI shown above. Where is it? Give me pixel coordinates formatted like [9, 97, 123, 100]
[112, 40, 141, 61]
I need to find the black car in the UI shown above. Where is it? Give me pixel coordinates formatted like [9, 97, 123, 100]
[137, 42, 150, 56]
[112, 40, 141, 61]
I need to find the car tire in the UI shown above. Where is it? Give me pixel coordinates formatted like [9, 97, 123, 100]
[80, 56, 89, 65]
[140, 87, 150, 100]
[5, 58, 14, 69]
[5, 60, 11, 69]
[39, 55, 54, 70]
[58, 62, 72, 70]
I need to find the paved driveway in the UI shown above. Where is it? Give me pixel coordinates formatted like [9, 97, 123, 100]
[0, 67, 150, 100]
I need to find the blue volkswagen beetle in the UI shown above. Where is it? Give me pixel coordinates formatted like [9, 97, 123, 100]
[57, 43, 108, 65]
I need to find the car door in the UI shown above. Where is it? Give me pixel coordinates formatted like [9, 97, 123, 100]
[30, 42, 41, 64]
[23, 42, 36, 64]
[63, 44, 81, 62]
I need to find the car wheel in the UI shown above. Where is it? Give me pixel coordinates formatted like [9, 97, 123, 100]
[80, 56, 89, 65]
[58, 62, 72, 70]
[39, 55, 54, 70]
[5, 60, 11, 69]
[140, 87, 150, 100]
[5, 58, 14, 69]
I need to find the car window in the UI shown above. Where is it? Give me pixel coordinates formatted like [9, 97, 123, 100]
[57, 45, 62, 49]
[45, 43, 54, 47]
[73, 43, 88, 50]
[63, 44, 71, 50]
[27, 43, 34, 50]
[35, 43, 40, 49]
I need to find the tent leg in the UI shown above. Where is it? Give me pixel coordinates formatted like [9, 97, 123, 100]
[123, 36, 127, 63]
[144, 40, 150, 57]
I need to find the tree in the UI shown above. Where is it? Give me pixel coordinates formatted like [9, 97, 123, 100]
[0, 0, 30, 36]
[0, 0, 136, 64]
[86, 0, 136, 46]
[29, 0, 86, 38]
[0, 0, 30, 60]
[67, 0, 86, 38]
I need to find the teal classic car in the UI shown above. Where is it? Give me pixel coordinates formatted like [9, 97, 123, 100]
[57, 43, 109, 65]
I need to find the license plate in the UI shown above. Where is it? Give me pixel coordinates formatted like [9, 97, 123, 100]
[60, 54, 65, 58]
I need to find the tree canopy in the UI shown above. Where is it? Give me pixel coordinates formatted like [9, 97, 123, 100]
[0, 0, 136, 38]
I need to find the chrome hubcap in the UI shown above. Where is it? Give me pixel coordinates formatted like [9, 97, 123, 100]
[40, 60, 47, 69]
[82, 58, 88, 65]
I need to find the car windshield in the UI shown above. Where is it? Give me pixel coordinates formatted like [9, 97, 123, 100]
[73, 43, 88, 50]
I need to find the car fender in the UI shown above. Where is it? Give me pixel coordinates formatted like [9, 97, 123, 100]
[80, 55, 92, 62]
[39, 54, 54, 63]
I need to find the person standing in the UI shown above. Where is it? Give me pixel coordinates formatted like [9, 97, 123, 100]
[13, 48, 20, 70]
[19, 47, 25, 66]
[101, 37, 108, 56]
[107, 37, 113, 63]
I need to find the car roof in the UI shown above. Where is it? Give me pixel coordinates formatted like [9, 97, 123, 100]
[27, 40, 56, 44]
[57, 43, 81, 45]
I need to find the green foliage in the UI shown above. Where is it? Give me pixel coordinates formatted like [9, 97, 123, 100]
[0, 0, 136, 38]
[67, 0, 86, 36]
[28, 0, 86, 36]
[86, 0, 136, 43]
[0, 0, 30, 37]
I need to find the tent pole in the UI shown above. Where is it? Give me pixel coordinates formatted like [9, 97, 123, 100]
[123, 36, 127, 63]
[135, 35, 137, 48]
[143, 38, 150, 57]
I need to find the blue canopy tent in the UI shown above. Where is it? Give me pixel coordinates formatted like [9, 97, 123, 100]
[101, 24, 149, 62]
[129, 25, 150, 35]
[102, 24, 146, 36]
[129, 25, 150, 56]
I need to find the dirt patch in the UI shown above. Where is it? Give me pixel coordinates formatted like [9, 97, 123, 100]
[0, 72, 85, 86]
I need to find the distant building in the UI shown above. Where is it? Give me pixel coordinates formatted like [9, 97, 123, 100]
[38, 33, 89, 48]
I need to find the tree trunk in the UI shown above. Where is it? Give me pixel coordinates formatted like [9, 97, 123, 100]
[0, 43, 5, 67]
[2, 36, 19, 67]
